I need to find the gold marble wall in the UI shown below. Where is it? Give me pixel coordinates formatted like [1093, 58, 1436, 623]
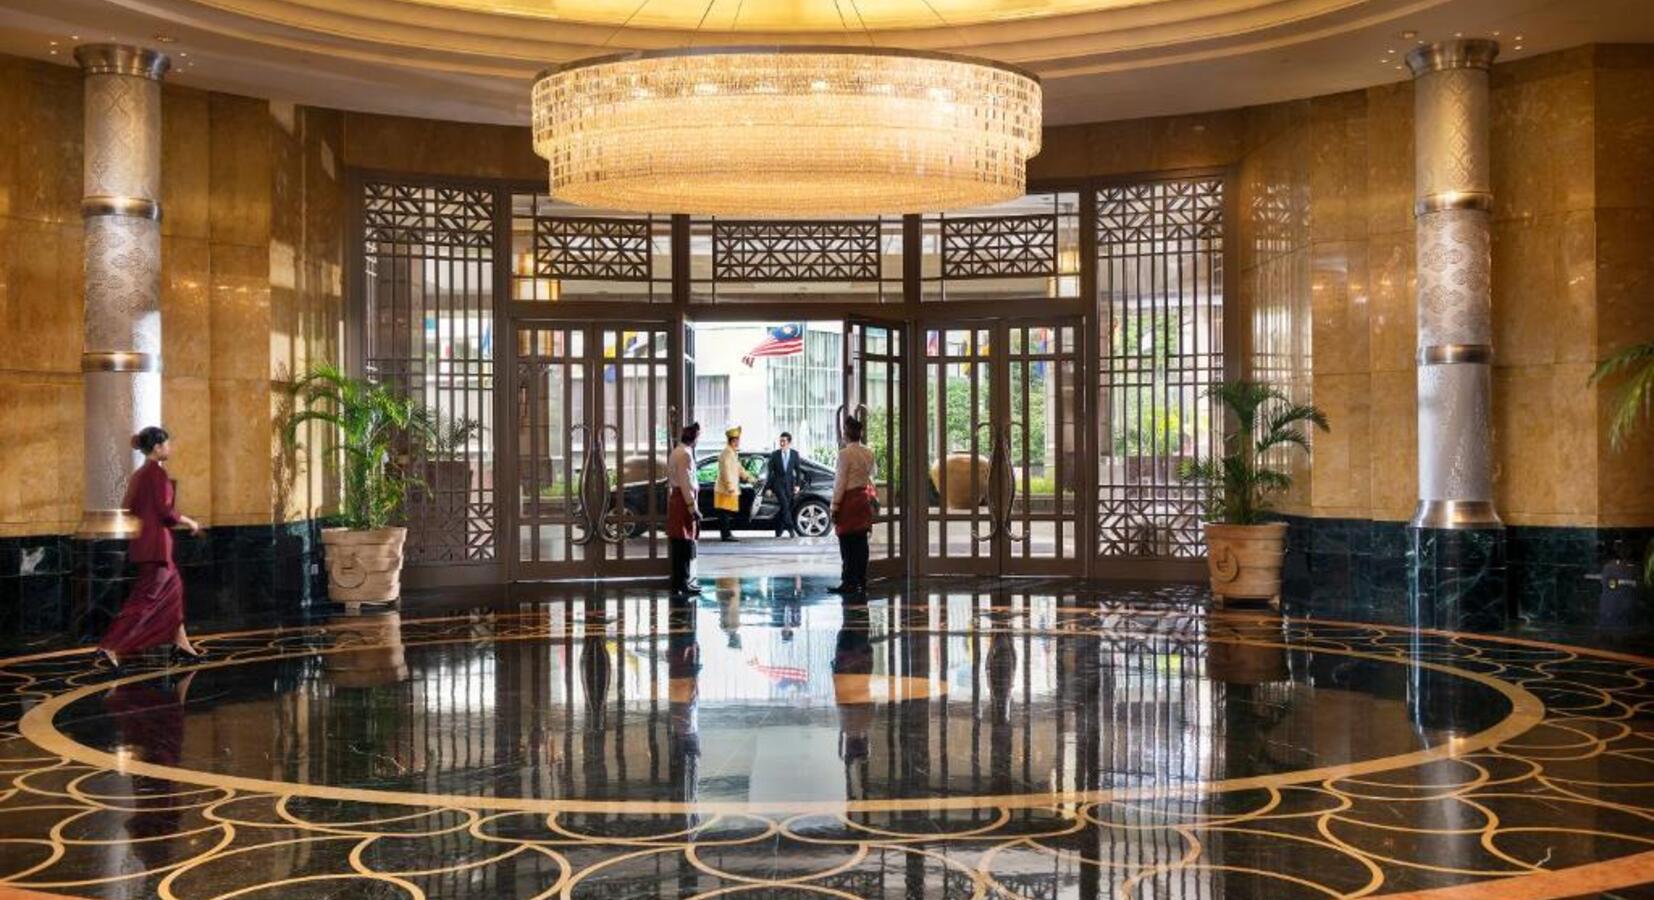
[1041, 44, 1652, 530]
[0, 55, 343, 536]
[1589, 45, 1654, 528]
[340, 110, 543, 181]
[0, 58, 87, 537]
[271, 102, 344, 523]
[1235, 85, 1420, 523]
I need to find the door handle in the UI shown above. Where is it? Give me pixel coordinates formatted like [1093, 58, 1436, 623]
[594, 425, 627, 545]
[570, 423, 598, 545]
[972, 420, 998, 544]
[1000, 422, 1026, 543]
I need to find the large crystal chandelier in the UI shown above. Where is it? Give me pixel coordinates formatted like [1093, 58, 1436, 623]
[531, 46, 1042, 217]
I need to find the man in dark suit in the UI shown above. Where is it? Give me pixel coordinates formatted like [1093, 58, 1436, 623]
[765, 432, 805, 538]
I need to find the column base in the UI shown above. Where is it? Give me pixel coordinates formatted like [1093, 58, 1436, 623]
[75, 509, 142, 539]
[1408, 525, 1507, 632]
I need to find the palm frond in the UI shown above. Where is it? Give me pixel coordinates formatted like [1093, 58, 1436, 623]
[1590, 343, 1654, 450]
[1183, 380, 1329, 525]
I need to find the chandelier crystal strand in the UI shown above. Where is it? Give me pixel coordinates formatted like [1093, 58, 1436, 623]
[532, 47, 1042, 217]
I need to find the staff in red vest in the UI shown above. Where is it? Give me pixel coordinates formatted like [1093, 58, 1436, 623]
[831, 416, 877, 595]
[667, 422, 703, 596]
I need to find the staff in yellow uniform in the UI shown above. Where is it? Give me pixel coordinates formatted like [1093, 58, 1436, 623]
[713, 426, 757, 542]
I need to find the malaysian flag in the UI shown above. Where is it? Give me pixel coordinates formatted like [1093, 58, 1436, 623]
[741, 323, 805, 367]
[747, 656, 808, 689]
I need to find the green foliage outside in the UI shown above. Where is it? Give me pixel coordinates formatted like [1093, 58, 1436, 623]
[285, 363, 476, 531]
[1109, 309, 1200, 456]
[922, 366, 1048, 468]
[1177, 380, 1328, 525]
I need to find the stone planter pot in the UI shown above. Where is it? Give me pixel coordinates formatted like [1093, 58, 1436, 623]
[1204, 522, 1287, 609]
[928, 453, 991, 510]
[320, 526, 406, 608]
[324, 611, 409, 688]
[1206, 641, 1288, 684]
[619, 455, 669, 486]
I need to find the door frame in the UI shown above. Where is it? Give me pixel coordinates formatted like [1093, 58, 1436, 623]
[505, 318, 676, 582]
[913, 315, 1090, 578]
[844, 313, 910, 582]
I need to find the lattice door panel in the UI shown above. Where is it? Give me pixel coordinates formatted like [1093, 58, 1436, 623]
[362, 180, 497, 565]
[1095, 177, 1225, 560]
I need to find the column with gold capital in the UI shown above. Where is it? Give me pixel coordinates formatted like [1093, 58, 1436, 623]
[73, 45, 170, 539]
[1405, 39, 1506, 631]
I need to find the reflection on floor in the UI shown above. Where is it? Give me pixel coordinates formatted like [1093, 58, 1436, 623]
[691, 535, 843, 578]
[1, 577, 1651, 898]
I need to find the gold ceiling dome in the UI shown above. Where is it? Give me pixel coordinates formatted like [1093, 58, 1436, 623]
[531, 45, 1042, 217]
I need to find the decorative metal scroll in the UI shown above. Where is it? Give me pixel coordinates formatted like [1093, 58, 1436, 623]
[712, 220, 881, 281]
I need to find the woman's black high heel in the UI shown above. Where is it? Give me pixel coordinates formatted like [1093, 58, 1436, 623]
[169, 645, 207, 667]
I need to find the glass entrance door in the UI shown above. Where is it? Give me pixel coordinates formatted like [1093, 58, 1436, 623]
[921, 320, 1085, 576]
[512, 322, 674, 579]
[845, 317, 907, 580]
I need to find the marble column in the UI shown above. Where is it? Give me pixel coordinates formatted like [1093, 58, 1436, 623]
[1405, 39, 1506, 631]
[70, 44, 169, 639]
[73, 44, 170, 539]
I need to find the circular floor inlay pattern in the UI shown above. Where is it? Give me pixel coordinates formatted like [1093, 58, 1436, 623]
[1, 593, 1651, 899]
[25, 604, 1534, 814]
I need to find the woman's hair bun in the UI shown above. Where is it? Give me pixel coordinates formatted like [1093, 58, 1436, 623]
[132, 426, 170, 455]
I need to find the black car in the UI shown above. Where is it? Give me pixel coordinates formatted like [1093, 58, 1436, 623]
[615, 452, 837, 538]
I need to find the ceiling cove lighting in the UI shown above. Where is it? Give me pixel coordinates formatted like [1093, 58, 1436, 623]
[531, 46, 1043, 217]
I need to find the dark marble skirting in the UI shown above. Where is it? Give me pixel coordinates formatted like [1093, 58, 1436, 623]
[0, 521, 328, 643]
[1277, 514, 1653, 632]
[1408, 526, 1506, 632]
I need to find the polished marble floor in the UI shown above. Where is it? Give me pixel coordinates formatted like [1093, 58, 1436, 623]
[1, 577, 1651, 898]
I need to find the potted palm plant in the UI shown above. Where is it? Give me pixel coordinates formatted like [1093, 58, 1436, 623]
[287, 363, 467, 608]
[1179, 381, 1328, 608]
[1589, 341, 1654, 586]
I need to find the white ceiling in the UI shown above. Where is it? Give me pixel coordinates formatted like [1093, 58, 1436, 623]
[0, 0, 1648, 127]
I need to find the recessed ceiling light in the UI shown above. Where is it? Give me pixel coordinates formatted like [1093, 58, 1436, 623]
[49, 50, 58, 56]
[179, 52, 188, 58]
[153, 34, 177, 43]
[70, 34, 79, 40]
[1399, 29, 1418, 39]
[1454, 31, 1464, 38]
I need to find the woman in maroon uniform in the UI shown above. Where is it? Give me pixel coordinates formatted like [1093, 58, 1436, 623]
[96, 426, 205, 669]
